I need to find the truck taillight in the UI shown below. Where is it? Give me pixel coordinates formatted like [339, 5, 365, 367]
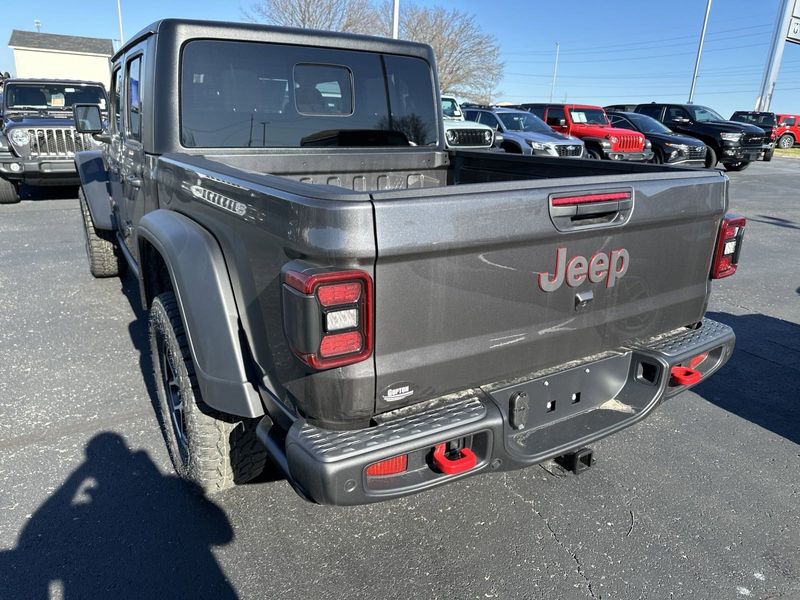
[711, 215, 746, 279]
[283, 269, 373, 370]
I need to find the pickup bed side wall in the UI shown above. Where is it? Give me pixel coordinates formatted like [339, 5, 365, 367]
[137, 209, 264, 418]
[75, 150, 114, 230]
[153, 155, 378, 428]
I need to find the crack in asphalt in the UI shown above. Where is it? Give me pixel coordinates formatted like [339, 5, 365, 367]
[503, 474, 599, 600]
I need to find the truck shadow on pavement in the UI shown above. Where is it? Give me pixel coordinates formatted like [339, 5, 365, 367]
[694, 311, 800, 445]
[0, 432, 238, 599]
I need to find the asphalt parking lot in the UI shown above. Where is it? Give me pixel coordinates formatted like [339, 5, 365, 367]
[0, 159, 798, 600]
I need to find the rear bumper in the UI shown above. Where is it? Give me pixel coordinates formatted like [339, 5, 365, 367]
[0, 155, 79, 186]
[260, 318, 734, 505]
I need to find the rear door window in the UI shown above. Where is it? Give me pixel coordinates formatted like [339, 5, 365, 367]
[545, 108, 566, 126]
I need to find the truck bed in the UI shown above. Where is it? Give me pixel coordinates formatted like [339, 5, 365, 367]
[155, 149, 728, 427]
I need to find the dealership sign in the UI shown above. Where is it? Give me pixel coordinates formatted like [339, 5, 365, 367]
[789, 0, 800, 45]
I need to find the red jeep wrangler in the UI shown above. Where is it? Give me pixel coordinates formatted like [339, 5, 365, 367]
[521, 103, 653, 161]
[774, 114, 799, 149]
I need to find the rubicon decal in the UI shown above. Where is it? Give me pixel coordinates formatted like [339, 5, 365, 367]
[538, 248, 629, 291]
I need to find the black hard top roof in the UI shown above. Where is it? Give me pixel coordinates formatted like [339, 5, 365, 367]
[115, 18, 434, 62]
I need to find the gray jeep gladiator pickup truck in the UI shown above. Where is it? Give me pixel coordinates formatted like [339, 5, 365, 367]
[73, 19, 743, 505]
[0, 79, 107, 203]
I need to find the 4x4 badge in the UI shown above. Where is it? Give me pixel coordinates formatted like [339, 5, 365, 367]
[538, 247, 629, 291]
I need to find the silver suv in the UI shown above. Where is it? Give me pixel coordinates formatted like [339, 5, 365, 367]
[464, 106, 584, 158]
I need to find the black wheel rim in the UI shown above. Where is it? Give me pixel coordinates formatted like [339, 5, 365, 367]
[159, 335, 188, 461]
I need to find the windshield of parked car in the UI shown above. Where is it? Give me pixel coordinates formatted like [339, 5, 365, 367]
[4, 83, 106, 111]
[686, 105, 724, 122]
[731, 112, 777, 126]
[626, 112, 672, 134]
[180, 40, 438, 148]
[497, 111, 553, 133]
[441, 97, 462, 120]
[569, 108, 609, 125]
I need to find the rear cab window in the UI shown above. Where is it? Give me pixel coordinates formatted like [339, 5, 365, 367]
[180, 40, 438, 148]
[126, 56, 143, 141]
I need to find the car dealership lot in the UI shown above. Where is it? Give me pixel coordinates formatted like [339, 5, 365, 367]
[0, 160, 798, 600]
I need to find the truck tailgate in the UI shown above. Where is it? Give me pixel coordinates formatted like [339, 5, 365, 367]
[370, 171, 727, 412]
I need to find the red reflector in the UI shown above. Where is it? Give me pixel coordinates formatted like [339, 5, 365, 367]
[551, 191, 631, 206]
[319, 331, 362, 357]
[365, 454, 408, 477]
[317, 282, 362, 306]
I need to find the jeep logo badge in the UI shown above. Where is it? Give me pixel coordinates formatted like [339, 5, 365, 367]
[538, 247, 629, 292]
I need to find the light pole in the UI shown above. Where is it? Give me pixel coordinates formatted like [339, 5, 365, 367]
[391, 0, 399, 39]
[117, 0, 125, 45]
[549, 43, 559, 103]
[34, 19, 42, 33]
[755, 0, 794, 111]
[688, 0, 712, 103]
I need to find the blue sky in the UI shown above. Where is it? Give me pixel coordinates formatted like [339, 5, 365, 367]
[2, 0, 800, 117]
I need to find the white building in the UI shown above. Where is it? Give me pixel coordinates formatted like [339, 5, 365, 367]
[8, 30, 113, 87]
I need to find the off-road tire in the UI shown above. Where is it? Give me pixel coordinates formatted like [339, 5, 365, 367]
[704, 146, 717, 169]
[79, 189, 125, 277]
[586, 148, 602, 160]
[149, 292, 267, 493]
[723, 161, 750, 172]
[764, 147, 774, 162]
[0, 178, 19, 204]
[777, 134, 794, 149]
[651, 148, 664, 164]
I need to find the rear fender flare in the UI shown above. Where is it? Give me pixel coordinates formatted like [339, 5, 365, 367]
[75, 150, 113, 230]
[137, 209, 264, 418]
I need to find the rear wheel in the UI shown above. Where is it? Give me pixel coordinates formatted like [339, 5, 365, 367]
[723, 161, 750, 172]
[149, 292, 267, 493]
[0, 178, 20, 204]
[704, 146, 718, 169]
[777, 134, 794, 149]
[79, 189, 125, 278]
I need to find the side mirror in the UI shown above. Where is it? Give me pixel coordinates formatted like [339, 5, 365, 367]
[671, 116, 690, 124]
[559, 119, 567, 127]
[494, 132, 504, 146]
[73, 103, 104, 133]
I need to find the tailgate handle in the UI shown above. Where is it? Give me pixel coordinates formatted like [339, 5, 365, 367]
[549, 190, 633, 231]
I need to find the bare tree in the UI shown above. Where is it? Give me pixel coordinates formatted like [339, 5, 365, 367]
[384, 3, 504, 103]
[243, 0, 381, 34]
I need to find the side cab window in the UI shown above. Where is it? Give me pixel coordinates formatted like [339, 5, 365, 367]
[126, 55, 143, 142]
[111, 67, 123, 133]
[637, 104, 663, 121]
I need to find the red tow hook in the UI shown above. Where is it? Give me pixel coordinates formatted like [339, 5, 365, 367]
[432, 443, 477, 475]
[670, 365, 702, 386]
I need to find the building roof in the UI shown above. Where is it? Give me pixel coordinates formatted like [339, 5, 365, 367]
[8, 30, 113, 56]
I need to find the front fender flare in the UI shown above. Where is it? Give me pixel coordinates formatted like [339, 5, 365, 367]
[137, 210, 264, 418]
[75, 150, 113, 230]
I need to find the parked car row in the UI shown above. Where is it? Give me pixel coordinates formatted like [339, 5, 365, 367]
[449, 96, 793, 172]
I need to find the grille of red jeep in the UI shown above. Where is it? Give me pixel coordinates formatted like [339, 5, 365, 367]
[617, 134, 642, 152]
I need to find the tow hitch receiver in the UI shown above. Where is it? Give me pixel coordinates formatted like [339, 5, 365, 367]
[555, 447, 594, 474]
[433, 443, 477, 475]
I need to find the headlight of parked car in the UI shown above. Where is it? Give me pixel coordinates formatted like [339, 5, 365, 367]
[529, 141, 549, 150]
[483, 130, 493, 144]
[608, 136, 618, 143]
[10, 129, 30, 146]
[720, 132, 742, 143]
[445, 129, 458, 144]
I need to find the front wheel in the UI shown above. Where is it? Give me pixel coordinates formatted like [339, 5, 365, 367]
[585, 148, 602, 160]
[777, 134, 794, 149]
[0, 178, 19, 204]
[723, 161, 751, 172]
[149, 292, 267, 493]
[650, 149, 664, 164]
[79, 189, 125, 278]
[704, 146, 718, 169]
[763, 147, 774, 162]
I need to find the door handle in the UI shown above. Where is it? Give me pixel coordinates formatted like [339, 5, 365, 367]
[126, 175, 143, 188]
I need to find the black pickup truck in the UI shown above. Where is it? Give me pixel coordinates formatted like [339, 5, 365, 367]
[607, 103, 766, 171]
[73, 19, 742, 505]
[0, 79, 107, 203]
